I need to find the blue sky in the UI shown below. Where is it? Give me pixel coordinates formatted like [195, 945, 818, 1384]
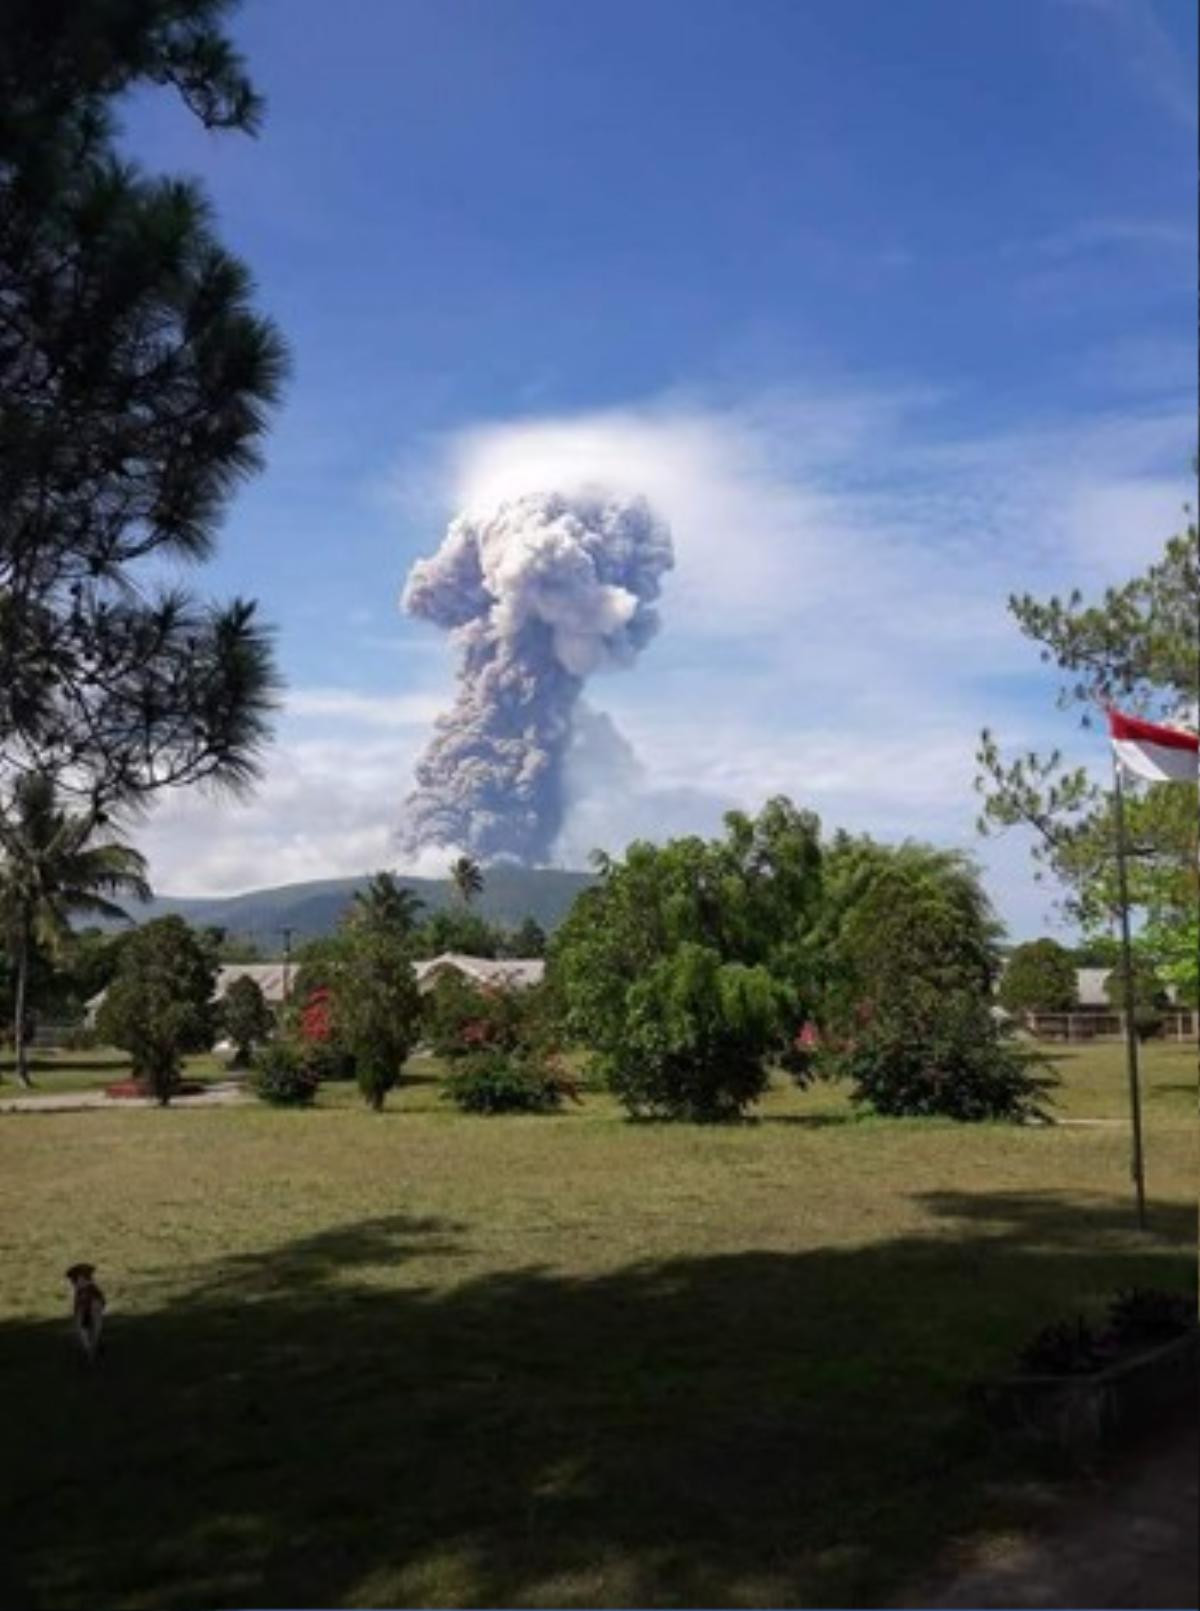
[120, 0, 1196, 934]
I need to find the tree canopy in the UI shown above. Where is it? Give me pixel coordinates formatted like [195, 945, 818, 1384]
[551, 799, 822, 1118]
[997, 938, 1079, 1015]
[345, 872, 425, 939]
[0, 0, 285, 845]
[96, 913, 216, 1101]
[449, 856, 484, 906]
[221, 972, 273, 1067]
[0, 771, 148, 1083]
[976, 520, 1198, 938]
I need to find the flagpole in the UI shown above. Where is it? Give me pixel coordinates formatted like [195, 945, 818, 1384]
[1111, 753, 1147, 1229]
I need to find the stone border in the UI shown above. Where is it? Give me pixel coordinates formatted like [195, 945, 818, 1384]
[972, 1329, 1199, 1458]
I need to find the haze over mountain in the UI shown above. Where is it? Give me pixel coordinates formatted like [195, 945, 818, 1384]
[95, 869, 594, 950]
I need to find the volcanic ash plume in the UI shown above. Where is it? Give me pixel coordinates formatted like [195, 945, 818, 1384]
[398, 490, 674, 863]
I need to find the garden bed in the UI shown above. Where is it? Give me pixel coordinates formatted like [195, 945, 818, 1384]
[973, 1327, 1199, 1458]
[104, 1078, 207, 1100]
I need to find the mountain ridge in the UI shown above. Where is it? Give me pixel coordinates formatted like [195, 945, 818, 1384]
[92, 868, 594, 947]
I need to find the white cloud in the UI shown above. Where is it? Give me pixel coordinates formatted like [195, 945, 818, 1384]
[133, 384, 1191, 939]
[131, 733, 415, 895]
[287, 687, 447, 728]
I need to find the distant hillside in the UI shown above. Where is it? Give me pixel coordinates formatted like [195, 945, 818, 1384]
[91, 868, 594, 950]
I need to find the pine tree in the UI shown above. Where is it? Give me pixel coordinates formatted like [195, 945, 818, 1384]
[0, 1, 286, 852]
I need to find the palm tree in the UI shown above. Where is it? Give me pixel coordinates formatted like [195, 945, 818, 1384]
[0, 774, 150, 1087]
[449, 855, 484, 908]
[347, 871, 424, 937]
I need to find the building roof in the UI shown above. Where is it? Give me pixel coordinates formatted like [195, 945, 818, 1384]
[86, 961, 290, 1020]
[414, 953, 545, 990]
[214, 964, 290, 1003]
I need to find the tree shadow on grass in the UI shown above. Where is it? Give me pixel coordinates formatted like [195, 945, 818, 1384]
[0, 1195, 1194, 1610]
[755, 1113, 864, 1128]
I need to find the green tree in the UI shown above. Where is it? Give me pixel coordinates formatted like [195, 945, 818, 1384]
[602, 943, 779, 1121]
[820, 844, 1051, 1121]
[998, 939, 1079, 1014]
[95, 916, 216, 1103]
[552, 799, 823, 1118]
[422, 969, 490, 1060]
[1102, 957, 1167, 1010]
[412, 907, 504, 959]
[1103, 955, 1171, 1046]
[289, 935, 345, 1003]
[823, 847, 1001, 1026]
[327, 929, 421, 1111]
[345, 872, 424, 938]
[449, 856, 484, 907]
[506, 916, 547, 958]
[220, 972, 273, 1067]
[818, 837, 1001, 1023]
[976, 524, 1198, 934]
[0, 0, 285, 849]
[56, 927, 132, 1018]
[1139, 912, 1198, 1008]
[1071, 936, 1121, 968]
[0, 772, 149, 1085]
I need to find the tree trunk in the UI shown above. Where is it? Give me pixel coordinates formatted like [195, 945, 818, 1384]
[13, 918, 34, 1088]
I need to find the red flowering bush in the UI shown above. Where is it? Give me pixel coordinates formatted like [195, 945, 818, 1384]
[294, 987, 355, 1080]
[299, 987, 333, 1044]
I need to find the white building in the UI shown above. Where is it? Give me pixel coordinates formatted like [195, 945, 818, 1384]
[86, 962, 291, 1025]
[414, 953, 545, 994]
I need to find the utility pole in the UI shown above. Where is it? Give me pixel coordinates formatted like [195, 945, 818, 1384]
[280, 927, 294, 1004]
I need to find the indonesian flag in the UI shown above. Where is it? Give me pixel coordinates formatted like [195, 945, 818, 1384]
[1108, 708, 1199, 784]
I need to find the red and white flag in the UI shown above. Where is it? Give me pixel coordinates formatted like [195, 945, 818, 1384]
[1108, 708, 1199, 784]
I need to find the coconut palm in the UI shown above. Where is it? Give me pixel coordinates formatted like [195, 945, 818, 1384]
[347, 871, 425, 938]
[449, 855, 484, 908]
[0, 774, 150, 1086]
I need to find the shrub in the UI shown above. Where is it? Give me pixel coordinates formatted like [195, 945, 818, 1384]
[423, 971, 489, 1058]
[1018, 1316, 1105, 1376]
[249, 1042, 319, 1107]
[299, 986, 334, 1045]
[827, 996, 1055, 1122]
[423, 971, 530, 1060]
[221, 974, 274, 1067]
[444, 1050, 570, 1114]
[300, 1038, 356, 1082]
[1132, 1005, 1164, 1042]
[777, 1020, 822, 1084]
[600, 943, 779, 1122]
[1107, 1288, 1196, 1345]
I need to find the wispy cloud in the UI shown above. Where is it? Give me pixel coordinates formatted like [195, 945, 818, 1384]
[1055, 0, 1198, 132]
[287, 688, 446, 729]
[1023, 217, 1196, 258]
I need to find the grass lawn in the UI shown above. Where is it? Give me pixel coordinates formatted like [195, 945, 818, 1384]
[0, 1048, 231, 1092]
[0, 1042, 1194, 1609]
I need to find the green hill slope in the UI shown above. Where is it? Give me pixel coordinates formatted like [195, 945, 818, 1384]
[99, 868, 594, 949]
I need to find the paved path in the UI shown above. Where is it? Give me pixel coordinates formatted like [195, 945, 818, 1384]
[0, 1081, 248, 1113]
[906, 1416, 1199, 1609]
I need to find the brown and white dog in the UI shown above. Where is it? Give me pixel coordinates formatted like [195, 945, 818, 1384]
[65, 1263, 106, 1362]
